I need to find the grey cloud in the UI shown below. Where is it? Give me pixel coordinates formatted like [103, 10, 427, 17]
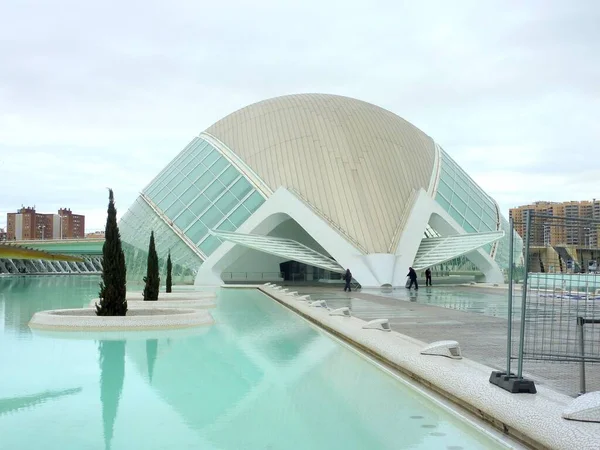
[1, 0, 598, 230]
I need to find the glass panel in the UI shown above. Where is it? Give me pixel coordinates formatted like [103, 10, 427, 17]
[483, 208, 497, 228]
[481, 216, 495, 232]
[187, 162, 208, 183]
[462, 221, 476, 233]
[147, 184, 166, 203]
[219, 166, 240, 187]
[230, 177, 252, 200]
[448, 207, 464, 226]
[164, 199, 185, 219]
[174, 209, 197, 230]
[189, 194, 210, 216]
[243, 192, 264, 213]
[228, 205, 251, 227]
[215, 191, 238, 214]
[440, 165, 453, 180]
[200, 205, 223, 228]
[209, 157, 228, 176]
[464, 208, 481, 230]
[454, 183, 469, 204]
[179, 155, 198, 176]
[157, 191, 178, 210]
[436, 194, 451, 211]
[195, 171, 215, 192]
[174, 152, 195, 173]
[216, 220, 236, 232]
[468, 198, 483, 215]
[187, 221, 207, 244]
[145, 182, 161, 198]
[436, 179, 453, 202]
[181, 159, 201, 176]
[201, 149, 219, 167]
[452, 195, 467, 215]
[195, 141, 210, 159]
[198, 142, 214, 162]
[199, 235, 222, 255]
[163, 170, 181, 188]
[180, 185, 200, 206]
[171, 179, 189, 198]
[188, 140, 204, 159]
[204, 180, 226, 201]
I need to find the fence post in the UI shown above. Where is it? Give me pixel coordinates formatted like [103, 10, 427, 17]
[578, 316, 586, 395]
[506, 217, 515, 376]
[517, 210, 532, 379]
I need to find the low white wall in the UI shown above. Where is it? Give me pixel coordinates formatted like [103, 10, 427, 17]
[29, 308, 214, 331]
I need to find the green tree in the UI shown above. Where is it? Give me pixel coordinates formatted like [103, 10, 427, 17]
[143, 231, 160, 301]
[166, 250, 172, 293]
[96, 189, 128, 316]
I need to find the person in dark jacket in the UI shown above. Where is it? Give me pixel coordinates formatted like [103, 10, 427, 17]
[343, 269, 352, 292]
[406, 267, 418, 290]
[425, 268, 432, 286]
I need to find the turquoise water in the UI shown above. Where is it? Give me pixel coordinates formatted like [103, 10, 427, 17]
[0, 276, 507, 449]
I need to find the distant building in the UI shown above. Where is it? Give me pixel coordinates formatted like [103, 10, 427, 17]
[0, 228, 6, 241]
[85, 230, 105, 239]
[58, 208, 85, 239]
[6, 207, 85, 240]
[510, 200, 600, 247]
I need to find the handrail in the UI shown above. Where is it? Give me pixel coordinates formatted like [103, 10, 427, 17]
[222, 272, 284, 280]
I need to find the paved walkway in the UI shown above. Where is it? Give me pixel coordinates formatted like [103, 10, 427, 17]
[293, 285, 598, 397]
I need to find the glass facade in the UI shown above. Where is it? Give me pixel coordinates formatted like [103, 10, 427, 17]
[494, 214, 524, 269]
[434, 149, 523, 269]
[120, 198, 202, 283]
[119, 136, 266, 281]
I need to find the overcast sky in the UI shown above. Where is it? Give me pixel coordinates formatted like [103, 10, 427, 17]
[1, 0, 598, 232]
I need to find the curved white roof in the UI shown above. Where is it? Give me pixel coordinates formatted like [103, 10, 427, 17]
[204, 94, 436, 254]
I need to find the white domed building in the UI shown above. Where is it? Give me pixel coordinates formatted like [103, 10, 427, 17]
[119, 94, 522, 287]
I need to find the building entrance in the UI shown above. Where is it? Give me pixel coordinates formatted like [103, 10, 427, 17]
[279, 260, 342, 283]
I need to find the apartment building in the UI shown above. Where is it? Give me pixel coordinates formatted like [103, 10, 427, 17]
[6, 207, 86, 240]
[510, 200, 600, 247]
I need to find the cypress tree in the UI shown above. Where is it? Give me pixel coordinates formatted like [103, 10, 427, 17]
[142, 231, 160, 300]
[96, 189, 128, 316]
[166, 250, 172, 293]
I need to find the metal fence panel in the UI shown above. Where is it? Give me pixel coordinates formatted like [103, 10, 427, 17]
[513, 213, 600, 395]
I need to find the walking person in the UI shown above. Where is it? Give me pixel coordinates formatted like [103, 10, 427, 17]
[343, 268, 352, 292]
[425, 268, 432, 286]
[406, 267, 418, 290]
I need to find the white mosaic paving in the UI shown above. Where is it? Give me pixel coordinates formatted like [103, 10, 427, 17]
[259, 285, 600, 450]
[29, 307, 214, 331]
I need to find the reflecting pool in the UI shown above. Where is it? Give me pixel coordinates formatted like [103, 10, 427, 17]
[0, 276, 508, 449]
